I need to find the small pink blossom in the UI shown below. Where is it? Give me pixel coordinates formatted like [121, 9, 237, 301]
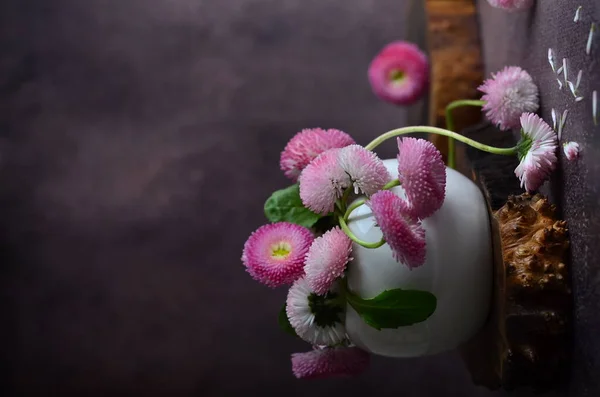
[397, 138, 446, 219]
[368, 41, 429, 106]
[515, 113, 558, 192]
[563, 141, 580, 161]
[478, 66, 539, 130]
[367, 190, 426, 269]
[291, 347, 370, 379]
[304, 227, 353, 295]
[299, 149, 349, 215]
[280, 128, 356, 181]
[486, 0, 534, 11]
[242, 222, 314, 287]
[338, 145, 391, 196]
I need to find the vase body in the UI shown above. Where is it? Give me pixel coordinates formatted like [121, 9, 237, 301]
[345, 159, 493, 357]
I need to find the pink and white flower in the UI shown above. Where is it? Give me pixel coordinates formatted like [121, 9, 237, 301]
[368, 41, 429, 106]
[515, 113, 558, 192]
[563, 141, 580, 161]
[397, 138, 446, 219]
[299, 148, 349, 215]
[338, 145, 391, 196]
[304, 227, 353, 295]
[486, 0, 534, 11]
[242, 222, 314, 287]
[291, 347, 370, 379]
[367, 190, 427, 269]
[280, 128, 356, 181]
[286, 277, 346, 346]
[478, 66, 539, 130]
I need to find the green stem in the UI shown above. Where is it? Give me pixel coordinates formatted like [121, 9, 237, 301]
[338, 216, 385, 249]
[382, 179, 401, 190]
[444, 100, 486, 169]
[365, 125, 517, 156]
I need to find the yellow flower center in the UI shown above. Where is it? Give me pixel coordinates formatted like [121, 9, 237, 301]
[271, 242, 292, 259]
[389, 69, 405, 84]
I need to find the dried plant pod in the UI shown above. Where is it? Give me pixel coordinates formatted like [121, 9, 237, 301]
[460, 192, 571, 391]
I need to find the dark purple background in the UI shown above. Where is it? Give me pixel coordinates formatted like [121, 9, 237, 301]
[0, 0, 597, 396]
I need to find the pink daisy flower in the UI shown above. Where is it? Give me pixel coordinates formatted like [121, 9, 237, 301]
[478, 66, 539, 130]
[397, 138, 446, 219]
[368, 41, 429, 106]
[242, 222, 314, 287]
[280, 128, 356, 181]
[486, 0, 534, 11]
[563, 141, 580, 161]
[291, 347, 370, 379]
[298, 148, 349, 215]
[515, 113, 558, 192]
[338, 145, 391, 196]
[286, 277, 346, 346]
[367, 190, 426, 269]
[304, 227, 353, 295]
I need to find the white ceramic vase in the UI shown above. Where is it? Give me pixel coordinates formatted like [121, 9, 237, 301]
[344, 159, 493, 357]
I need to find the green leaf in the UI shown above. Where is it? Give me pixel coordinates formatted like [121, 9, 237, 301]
[278, 304, 298, 337]
[346, 288, 437, 330]
[264, 184, 321, 228]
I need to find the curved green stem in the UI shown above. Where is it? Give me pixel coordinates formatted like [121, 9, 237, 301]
[344, 199, 366, 222]
[339, 216, 385, 249]
[382, 179, 401, 190]
[445, 100, 486, 169]
[365, 125, 516, 156]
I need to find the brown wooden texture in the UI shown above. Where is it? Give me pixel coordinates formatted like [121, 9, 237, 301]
[424, 0, 483, 163]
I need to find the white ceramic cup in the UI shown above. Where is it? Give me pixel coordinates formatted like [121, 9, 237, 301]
[344, 159, 493, 357]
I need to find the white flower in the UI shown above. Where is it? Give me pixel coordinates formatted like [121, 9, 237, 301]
[286, 277, 346, 346]
[563, 142, 580, 161]
[515, 113, 558, 192]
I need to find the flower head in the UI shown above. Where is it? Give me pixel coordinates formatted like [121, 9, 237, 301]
[299, 149, 349, 215]
[338, 145, 391, 196]
[280, 128, 356, 181]
[486, 0, 534, 11]
[367, 190, 426, 269]
[242, 223, 314, 287]
[397, 138, 446, 219]
[368, 41, 429, 106]
[563, 141, 580, 161]
[479, 66, 539, 130]
[286, 277, 346, 346]
[291, 347, 370, 379]
[305, 227, 353, 295]
[515, 113, 558, 192]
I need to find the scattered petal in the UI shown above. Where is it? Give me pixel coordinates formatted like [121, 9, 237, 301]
[486, 0, 534, 11]
[280, 128, 356, 181]
[576, 96, 584, 102]
[478, 66, 539, 130]
[397, 137, 446, 219]
[299, 149, 349, 215]
[574, 6, 582, 23]
[368, 41, 429, 106]
[557, 78, 564, 90]
[551, 108, 558, 131]
[593, 90, 598, 126]
[367, 190, 426, 269]
[286, 277, 346, 346]
[242, 223, 314, 287]
[515, 113, 558, 192]
[548, 48, 556, 72]
[563, 142, 580, 161]
[563, 58, 569, 84]
[338, 145, 391, 196]
[291, 347, 370, 379]
[568, 81, 577, 97]
[560, 109, 569, 139]
[576, 70, 583, 91]
[587, 23, 596, 56]
[556, 65, 564, 76]
[305, 227, 353, 295]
